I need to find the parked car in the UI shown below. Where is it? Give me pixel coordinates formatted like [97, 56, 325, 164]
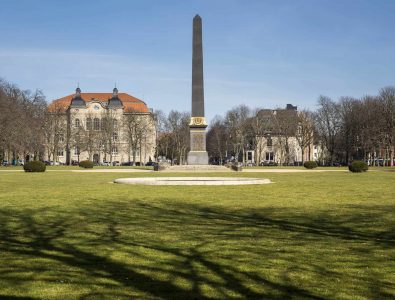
[101, 161, 111, 166]
[112, 161, 120, 166]
[259, 161, 278, 166]
[145, 161, 157, 166]
[2, 160, 9, 166]
[121, 162, 134, 166]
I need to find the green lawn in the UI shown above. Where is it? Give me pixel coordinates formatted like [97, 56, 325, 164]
[0, 169, 394, 299]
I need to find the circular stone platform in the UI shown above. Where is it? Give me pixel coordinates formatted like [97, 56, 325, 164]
[114, 177, 271, 186]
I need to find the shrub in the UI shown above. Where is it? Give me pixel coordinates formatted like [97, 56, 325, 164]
[23, 161, 46, 172]
[349, 160, 368, 173]
[79, 160, 94, 169]
[304, 161, 318, 169]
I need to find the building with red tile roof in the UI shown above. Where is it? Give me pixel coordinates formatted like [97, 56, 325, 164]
[46, 87, 155, 165]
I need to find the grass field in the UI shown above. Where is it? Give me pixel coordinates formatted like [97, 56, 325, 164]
[0, 168, 394, 299]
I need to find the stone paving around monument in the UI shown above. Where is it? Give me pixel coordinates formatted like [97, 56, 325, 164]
[114, 177, 272, 185]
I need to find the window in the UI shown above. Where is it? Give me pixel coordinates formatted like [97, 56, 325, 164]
[266, 152, 274, 161]
[247, 151, 252, 161]
[74, 147, 80, 155]
[112, 132, 118, 142]
[267, 137, 272, 147]
[94, 118, 100, 131]
[75, 118, 80, 128]
[59, 134, 64, 143]
[297, 125, 302, 136]
[57, 149, 64, 157]
[111, 146, 118, 155]
[113, 119, 118, 129]
[86, 118, 92, 130]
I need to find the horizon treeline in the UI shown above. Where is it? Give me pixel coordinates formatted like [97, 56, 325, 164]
[1, 78, 394, 166]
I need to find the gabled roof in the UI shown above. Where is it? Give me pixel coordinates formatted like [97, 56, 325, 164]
[48, 92, 149, 113]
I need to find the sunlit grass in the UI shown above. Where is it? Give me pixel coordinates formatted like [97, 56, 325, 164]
[0, 169, 394, 299]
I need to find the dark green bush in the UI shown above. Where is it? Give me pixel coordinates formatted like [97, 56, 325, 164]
[23, 161, 46, 172]
[349, 160, 368, 173]
[304, 161, 318, 169]
[79, 160, 94, 168]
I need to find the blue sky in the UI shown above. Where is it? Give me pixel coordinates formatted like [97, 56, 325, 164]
[1, 0, 395, 121]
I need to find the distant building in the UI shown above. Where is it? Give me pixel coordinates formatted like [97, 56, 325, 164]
[46, 87, 155, 165]
[247, 104, 315, 165]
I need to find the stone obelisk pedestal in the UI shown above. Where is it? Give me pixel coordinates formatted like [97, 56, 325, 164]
[187, 14, 209, 165]
[188, 119, 209, 165]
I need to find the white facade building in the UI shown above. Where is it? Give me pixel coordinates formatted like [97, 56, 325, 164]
[47, 87, 155, 165]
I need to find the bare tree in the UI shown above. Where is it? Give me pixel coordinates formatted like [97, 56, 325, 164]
[273, 108, 298, 165]
[224, 105, 251, 163]
[0, 79, 47, 163]
[207, 116, 227, 164]
[153, 110, 166, 162]
[248, 109, 263, 165]
[379, 87, 395, 166]
[166, 111, 190, 165]
[314, 96, 341, 165]
[100, 110, 119, 163]
[123, 110, 151, 165]
[296, 110, 314, 163]
[79, 112, 100, 161]
[43, 102, 67, 163]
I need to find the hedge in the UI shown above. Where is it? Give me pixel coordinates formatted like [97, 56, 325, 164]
[79, 160, 94, 168]
[24, 161, 46, 172]
[349, 160, 368, 173]
[303, 161, 318, 169]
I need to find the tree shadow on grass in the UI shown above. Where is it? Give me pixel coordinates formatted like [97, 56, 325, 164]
[0, 201, 394, 299]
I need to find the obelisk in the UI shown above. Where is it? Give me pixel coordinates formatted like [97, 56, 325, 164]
[187, 15, 209, 165]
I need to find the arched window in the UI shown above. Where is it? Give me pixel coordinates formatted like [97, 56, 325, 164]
[75, 118, 80, 128]
[86, 118, 92, 130]
[112, 146, 118, 155]
[113, 132, 118, 142]
[94, 118, 100, 131]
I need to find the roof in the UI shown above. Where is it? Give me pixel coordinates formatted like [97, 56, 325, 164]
[48, 92, 149, 113]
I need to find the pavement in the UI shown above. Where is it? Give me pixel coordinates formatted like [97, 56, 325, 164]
[0, 168, 348, 173]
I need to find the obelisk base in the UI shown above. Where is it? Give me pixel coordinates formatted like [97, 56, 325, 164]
[187, 151, 209, 165]
[187, 127, 209, 165]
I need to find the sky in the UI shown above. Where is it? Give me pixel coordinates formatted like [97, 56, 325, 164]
[1, 0, 395, 122]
